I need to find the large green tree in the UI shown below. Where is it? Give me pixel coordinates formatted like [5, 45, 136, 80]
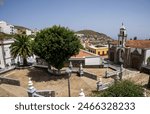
[33, 25, 81, 72]
[10, 35, 33, 66]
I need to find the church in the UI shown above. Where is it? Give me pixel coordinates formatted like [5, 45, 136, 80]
[108, 23, 150, 70]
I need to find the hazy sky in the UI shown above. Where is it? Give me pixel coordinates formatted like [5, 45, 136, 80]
[0, 0, 150, 39]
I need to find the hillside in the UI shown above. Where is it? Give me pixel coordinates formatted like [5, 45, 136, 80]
[76, 30, 113, 45]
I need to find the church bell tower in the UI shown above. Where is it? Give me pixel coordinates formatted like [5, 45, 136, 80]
[118, 23, 127, 47]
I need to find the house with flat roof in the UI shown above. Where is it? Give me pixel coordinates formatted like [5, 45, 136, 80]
[87, 44, 108, 58]
[68, 49, 102, 68]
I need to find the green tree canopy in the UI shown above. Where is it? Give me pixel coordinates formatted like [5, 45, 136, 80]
[33, 25, 81, 71]
[92, 80, 144, 97]
[10, 35, 33, 66]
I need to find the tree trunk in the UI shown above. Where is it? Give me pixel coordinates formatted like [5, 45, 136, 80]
[57, 69, 61, 76]
[48, 64, 51, 69]
[23, 58, 27, 66]
[148, 76, 150, 88]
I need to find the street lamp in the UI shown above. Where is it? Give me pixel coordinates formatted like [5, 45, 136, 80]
[105, 60, 109, 78]
[66, 67, 72, 97]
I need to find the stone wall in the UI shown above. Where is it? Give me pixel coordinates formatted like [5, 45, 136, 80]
[36, 90, 55, 97]
[0, 66, 15, 74]
[83, 71, 97, 80]
[0, 77, 20, 86]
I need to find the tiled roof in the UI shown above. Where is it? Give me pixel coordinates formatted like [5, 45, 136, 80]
[125, 40, 150, 48]
[110, 40, 150, 48]
[71, 49, 96, 58]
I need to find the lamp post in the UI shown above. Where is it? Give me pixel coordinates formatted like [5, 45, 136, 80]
[148, 75, 150, 88]
[105, 60, 109, 78]
[66, 68, 72, 97]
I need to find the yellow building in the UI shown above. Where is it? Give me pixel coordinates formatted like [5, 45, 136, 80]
[87, 45, 108, 56]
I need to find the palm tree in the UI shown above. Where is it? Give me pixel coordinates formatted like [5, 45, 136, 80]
[10, 35, 33, 66]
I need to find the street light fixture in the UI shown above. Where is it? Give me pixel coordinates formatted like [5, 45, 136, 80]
[66, 67, 72, 97]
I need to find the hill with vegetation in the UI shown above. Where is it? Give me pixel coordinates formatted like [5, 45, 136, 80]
[76, 29, 113, 45]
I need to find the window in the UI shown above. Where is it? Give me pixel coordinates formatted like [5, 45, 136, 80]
[120, 41, 122, 45]
[98, 52, 100, 55]
[102, 51, 105, 55]
[10, 26, 14, 34]
[4, 51, 6, 57]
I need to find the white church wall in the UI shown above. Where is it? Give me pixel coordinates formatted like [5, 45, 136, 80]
[130, 48, 142, 54]
[0, 46, 5, 68]
[145, 49, 150, 64]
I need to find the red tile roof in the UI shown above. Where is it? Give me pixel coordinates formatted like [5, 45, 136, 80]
[110, 40, 150, 48]
[126, 40, 150, 48]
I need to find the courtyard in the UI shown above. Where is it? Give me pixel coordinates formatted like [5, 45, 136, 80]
[0, 67, 150, 97]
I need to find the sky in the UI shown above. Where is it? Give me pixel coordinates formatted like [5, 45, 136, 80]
[0, 0, 150, 39]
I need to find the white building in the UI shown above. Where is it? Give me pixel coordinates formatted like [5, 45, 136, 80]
[14, 25, 32, 36]
[0, 21, 36, 69]
[0, 39, 16, 68]
[0, 21, 16, 34]
[26, 29, 32, 36]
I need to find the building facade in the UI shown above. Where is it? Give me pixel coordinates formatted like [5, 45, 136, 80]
[0, 21, 16, 34]
[0, 39, 16, 68]
[14, 25, 32, 36]
[0, 39, 36, 69]
[87, 45, 108, 56]
[108, 23, 150, 70]
[0, 21, 35, 69]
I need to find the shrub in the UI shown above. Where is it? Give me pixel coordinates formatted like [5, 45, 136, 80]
[92, 80, 144, 97]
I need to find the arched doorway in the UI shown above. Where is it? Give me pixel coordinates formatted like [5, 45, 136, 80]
[131, 50, 142, 70]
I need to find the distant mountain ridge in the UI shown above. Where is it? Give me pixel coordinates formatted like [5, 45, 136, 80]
[76, 29, 113, 45]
